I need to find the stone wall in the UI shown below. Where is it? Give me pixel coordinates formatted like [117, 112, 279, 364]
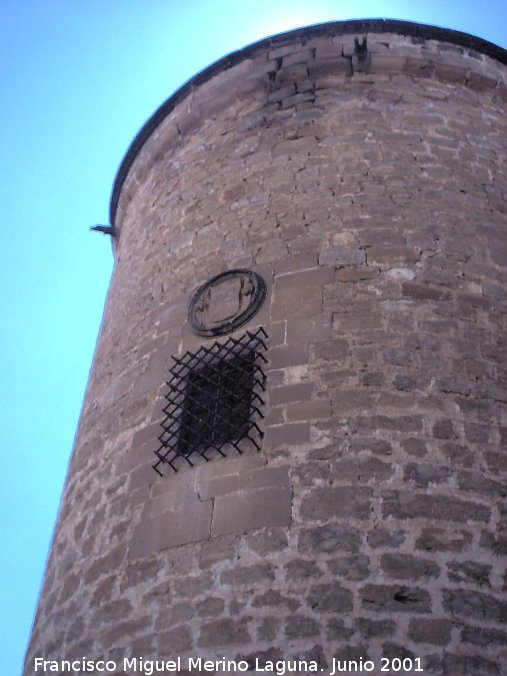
[25, 22, 507, 675]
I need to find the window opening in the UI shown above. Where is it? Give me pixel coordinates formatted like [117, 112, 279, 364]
[153, 327, 268, 475]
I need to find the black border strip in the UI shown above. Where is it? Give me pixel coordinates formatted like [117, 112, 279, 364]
[109, 18, 507, 227]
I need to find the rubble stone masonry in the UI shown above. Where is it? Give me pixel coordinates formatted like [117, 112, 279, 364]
[25, 20, 507, 676]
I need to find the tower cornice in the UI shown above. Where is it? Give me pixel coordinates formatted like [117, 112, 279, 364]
[109, 18, 507, 228]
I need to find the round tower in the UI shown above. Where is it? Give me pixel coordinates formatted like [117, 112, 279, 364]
[25, 20, 507, 675]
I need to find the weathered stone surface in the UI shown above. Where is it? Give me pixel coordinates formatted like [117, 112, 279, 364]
[393, 372, 432, 391]
[401, 282, 452, 301]
[84, 544, 127, 584]
[381, 553, 440, 580]
[272, 286, 322, 321]
[120, 559, 161, 591]
[298, 524, 362, 553]
[382, 491, 491, 523]
[325, 618, 354, 640]
[101, 616, 152, 646]
[129, 501, 212, 559]
[307, 583, 353, 613]
[432, 418, 456, 439]
[211, 486, 292, 536]
[408, 618, 453, 645]
[26, 23, 507, 676]
[285, 559, 323, 581]
[461, 625, 507, 647]
[157, 625, 193, 652]
[327, 554, 370, 580]
[286, 397, 331, 422]
[252, 591, 300, 613]
[174, 572, 213, 598]
[58, 573, 80, 603]
[333, 644, 372, 663]
[367, 528, 406, 548]
[155, 602, 193, 629]
[447, 560, 491, 587]
[443, 589, 507, 622]
[354, 415, 423, 432]
[458, 471, 506, 499]
[197, 464, 289, 500]
[332, 456, 394, 482]
[300, 486, 372, 520]
[437, 653, 501, 675]
[415, 527, 473, 552]
[440, 441, 475, 467]
[285, 615, 320, 638]
[269, 382, 314, 405]
[356, 618, 395, 638]
[196, 597, 225, 618]
[275, 266, 335, 290]
[360, 585, 432, 613]
[403, 463, 451, 487]
[480, 531, 507, 555]
[264, 422, 310, 448]
[220, 563, 275, 587]
[197, 618, 251, 647]
[351, 438, 393, 456]
[243, 528, 288, 555]
[256, 618, 281, 643]
[382, 642, 416, 661]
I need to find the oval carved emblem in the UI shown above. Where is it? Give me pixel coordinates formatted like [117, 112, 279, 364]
[188, 269, 266, 337]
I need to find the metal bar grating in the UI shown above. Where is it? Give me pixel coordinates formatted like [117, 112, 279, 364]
[153, 327, 268, 474]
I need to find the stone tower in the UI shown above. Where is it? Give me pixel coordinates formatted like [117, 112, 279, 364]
[25, 19, 507, 676]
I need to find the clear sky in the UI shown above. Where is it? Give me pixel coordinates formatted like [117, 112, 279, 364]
[1, 1, 505, 674]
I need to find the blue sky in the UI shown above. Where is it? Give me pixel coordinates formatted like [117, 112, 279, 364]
[1, 1, 505, 674]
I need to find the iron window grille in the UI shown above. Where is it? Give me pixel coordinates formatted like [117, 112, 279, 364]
[153, 327, 268, 475]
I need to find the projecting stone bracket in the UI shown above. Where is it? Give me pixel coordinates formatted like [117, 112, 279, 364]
[352, 36, 371, 73]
